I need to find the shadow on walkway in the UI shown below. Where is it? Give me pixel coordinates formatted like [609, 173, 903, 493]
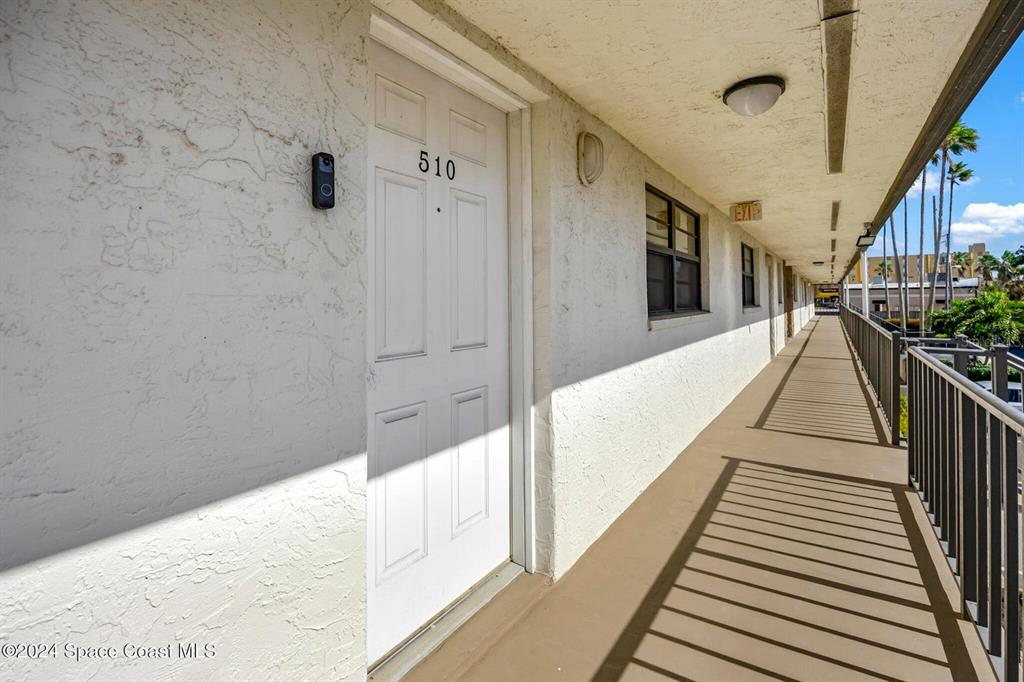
[592, 458, 976, 682]
[407, 317, 988, 682]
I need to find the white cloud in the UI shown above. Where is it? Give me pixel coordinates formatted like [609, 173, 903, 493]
[950, 202, 1024, 245]
[905, 168, 979, 197]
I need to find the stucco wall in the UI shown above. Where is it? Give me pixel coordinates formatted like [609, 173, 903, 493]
[1, 1, 823, 676]
[0, 1, 369, 679]
[530, 92, 808, 578]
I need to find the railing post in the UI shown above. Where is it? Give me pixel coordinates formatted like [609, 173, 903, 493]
[953, 335, 969, 376]
[891, 331, 902, 445]
[959, 389, 977, 612]
[992, 345, 1008, 401]
[1002, 424, 1020, 682]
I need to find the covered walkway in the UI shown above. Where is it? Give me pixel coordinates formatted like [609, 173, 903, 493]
[405, 317, 993, 682]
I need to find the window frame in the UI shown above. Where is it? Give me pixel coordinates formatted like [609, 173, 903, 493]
[645, 184, 702, 317]
[741, 243, 756, 307]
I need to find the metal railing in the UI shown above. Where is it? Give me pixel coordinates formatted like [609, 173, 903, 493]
[908, 342, 1022, 681]
[839, 303, 901, 445]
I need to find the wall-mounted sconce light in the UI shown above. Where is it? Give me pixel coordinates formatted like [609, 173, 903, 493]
[577, 131, 604, 186]
[723, 76, 786, 116]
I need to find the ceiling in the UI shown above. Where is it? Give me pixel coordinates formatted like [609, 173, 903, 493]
[443, 0, 990, 283]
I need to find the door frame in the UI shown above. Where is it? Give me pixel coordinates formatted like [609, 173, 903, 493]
[784, 263, 795, 338]
[369, 9, 538, 573]
[766, 254, 777, 356]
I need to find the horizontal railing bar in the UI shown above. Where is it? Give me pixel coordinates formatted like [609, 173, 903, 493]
[842, 304, 894, 339]
[911, 337, 986, 350]
[909, 346, 1024, 432]
[913, 347, 992, 357]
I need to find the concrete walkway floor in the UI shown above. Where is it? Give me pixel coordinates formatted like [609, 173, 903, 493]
[406, 316, 995, 682]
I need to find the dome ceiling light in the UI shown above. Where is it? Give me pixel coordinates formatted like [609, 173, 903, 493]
[723, 76, 786, 117]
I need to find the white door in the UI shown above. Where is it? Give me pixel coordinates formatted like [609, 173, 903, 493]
[366, 42, 510, 663]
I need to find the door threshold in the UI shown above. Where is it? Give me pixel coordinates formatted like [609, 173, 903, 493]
[368, 561, 523, 681]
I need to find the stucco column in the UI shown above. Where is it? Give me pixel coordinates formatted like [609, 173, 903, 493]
[860, 251, 869, 312]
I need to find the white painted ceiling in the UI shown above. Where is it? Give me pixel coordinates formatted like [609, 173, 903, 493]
[444, 0, 989, 282]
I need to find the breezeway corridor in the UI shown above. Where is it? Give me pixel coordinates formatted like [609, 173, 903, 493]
[403, 316, 994, 682]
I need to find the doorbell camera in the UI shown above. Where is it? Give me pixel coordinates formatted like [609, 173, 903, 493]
[312, 152, 335, 209]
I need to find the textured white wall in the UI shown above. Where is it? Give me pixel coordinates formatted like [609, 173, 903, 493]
[0, 1, 369, 679]
[1, 1, 823, 675]
[529, 93, 808, 578]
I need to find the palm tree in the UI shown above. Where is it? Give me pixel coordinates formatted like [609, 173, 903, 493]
[925, 195, 938, 329]
[889, 214, 907, 331]
[926, 121, 979, 320]
[902, 197, 910, 327]
[951, 251, 973, 278]
[944, 160, 975, 305]
[917, 167, 927, 321]
[993, 250, 1024, 300]
[917, 155, 937, 326]
[978, 253, 999, 284]
[881, 221, 892, 318]
[976, 251, 1024, 299]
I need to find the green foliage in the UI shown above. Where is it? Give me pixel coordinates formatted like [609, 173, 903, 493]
[966, 361, 1022, 382]
[942, 121, 980, 156]
[899, 394, 908, 438]
[977, 250, 1024, 300]
[928, 286, 1021, 346]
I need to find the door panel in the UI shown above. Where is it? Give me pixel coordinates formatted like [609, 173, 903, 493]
[450, 189, 488, 350]
[373, 402, 428, 581]
[367, 42, 510, 664]
[375, 169, 427, 360]
[451, 386, 489, 535]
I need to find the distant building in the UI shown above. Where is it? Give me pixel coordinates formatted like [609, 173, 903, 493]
[846, 243, 986, 285]
[845, 279, 980, 317]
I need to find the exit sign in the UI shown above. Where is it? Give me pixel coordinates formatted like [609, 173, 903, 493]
[731, 201, 762, 222]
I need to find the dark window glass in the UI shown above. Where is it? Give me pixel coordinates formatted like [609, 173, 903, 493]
[645, 186, 701, 316]
[676, 259, 700, 309]
[741, 243, 756, 306]
[647, 251, 673, 314]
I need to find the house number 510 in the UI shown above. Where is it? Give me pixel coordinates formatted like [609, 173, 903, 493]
[419, 151, 456, 180]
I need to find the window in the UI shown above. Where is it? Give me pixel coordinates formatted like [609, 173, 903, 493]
[741, 243, 756, 306]
[777, 264, 783, 304]
[645, 186, 701, 315]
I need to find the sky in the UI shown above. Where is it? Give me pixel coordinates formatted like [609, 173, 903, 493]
[867, 33, 1023, 261]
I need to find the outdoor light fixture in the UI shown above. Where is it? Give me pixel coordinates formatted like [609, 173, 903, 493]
[813, 261, 825, 266]
[577, 131, 604, 186]
[723, 76, 786, 116]
[856, 222, 876, 248]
